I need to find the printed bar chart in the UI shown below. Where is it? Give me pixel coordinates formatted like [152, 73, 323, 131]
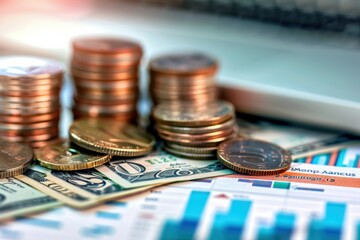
[257, 212, 296, 240]
[307, 202, 346, 240]
[294, 148, 360, 168]
[209, 200, 252, 240]
[160, 191, 210, 240]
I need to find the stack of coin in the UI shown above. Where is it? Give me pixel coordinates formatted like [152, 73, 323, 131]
[153, 101, 237, 160]
[0, 56, 63, 148]
[149, 53, 218, 107]
[71, 36, 142, 122]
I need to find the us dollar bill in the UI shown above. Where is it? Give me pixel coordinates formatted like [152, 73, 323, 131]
[237, 118, 357, 157]
[96, 151, 233, 189]
[25, 165, 153, 205]
[16, 166, 99, 209]
[0, 177, 60, 221]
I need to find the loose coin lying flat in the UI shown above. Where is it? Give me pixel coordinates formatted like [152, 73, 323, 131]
[217, 139, 291, 175]
[153, 101, 234, 127]
[0, 142, 33, 178]
[69, 118, 155, 156]
[35, 139, 111, 171]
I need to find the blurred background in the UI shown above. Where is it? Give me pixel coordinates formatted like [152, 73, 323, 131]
[1, 0, 360, 133]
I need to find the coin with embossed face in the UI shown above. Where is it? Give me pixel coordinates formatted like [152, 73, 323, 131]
[0, 142, 33, 178]
[153, 101, 234, 127]
[35, 139, 111, 171]
[69, 118, 155, 156]
[217, 139, 291, 175]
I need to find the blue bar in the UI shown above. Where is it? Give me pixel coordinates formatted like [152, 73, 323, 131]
[313, 154, 330, 165]
[335, 150, 347, 167]
[307, 202, 346, 240]
[96, 211, 121, 220]
[295, 187, 324, 192]
[159, 191, 210, 240]
[294, 157, 306, 163]
[16, 217, 62, 229]
[105, 201, 127, 207]
[356, 222, 360, 240]
[252, 180, 272, 188]
[209, 200, 252, 240]
[348, 156, 360, 168]
[192, 179, 213, 183]
[256, 212, 296, 240]
[238, 179, 253, 183]
[183, 191, 210, 221]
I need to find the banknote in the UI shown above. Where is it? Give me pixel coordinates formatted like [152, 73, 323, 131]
[0, 177, 60, 221]
[27, 165, 154, 204]
[96, 150, 233, 188]
[237, 118, 357, 157]
[16, 166, 99, 209]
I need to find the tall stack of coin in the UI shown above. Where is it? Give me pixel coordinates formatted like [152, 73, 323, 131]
[0, 56, 63, 148]
[153, 101, 237, 160]
[149, 53, 218, 107]
[71, 36, 142, 122]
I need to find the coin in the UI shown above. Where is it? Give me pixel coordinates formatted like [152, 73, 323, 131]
[157, 118, 235, 134]
[0, 142, 33, 178]
[157, 127, 235, 141]
[69, 118, 155, 156]
[72, 36, 142, 55]
[163, 145, 216, 160]
[0, 56, 64, 80]
[165, 143, 218, 154]
[160, 132, 236, 146]
[149, 53, 218, 75]
[35, 139, 111, 171]
[153, 101, 234, 127]
[217, 139, 292, 175]
[71, 37, 141, 121]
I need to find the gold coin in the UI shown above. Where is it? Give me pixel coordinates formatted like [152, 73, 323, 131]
[0, 142, 33, 178]
[69, 118, 155, 156]
[163, 145, 216, 160]
[157, 127, 235, 141]
[35, 139, 111, 171]
[159, 133, 236, 147]
[153, 101, 234, 127]
[217, 139, 291, 176]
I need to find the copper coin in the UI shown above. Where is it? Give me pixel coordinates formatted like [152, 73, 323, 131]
[0, 120, 58, 131]
[74, 78, 138, 90]
[71, 56, 140, 69]
[0, 131, 59, 142]
[69, 118, 155, 156]
[0, 88, 61, 97]
[153, 101, 233, 127]
[149, 53, 218, 75]
[0, 56, 64, 80]
[0, 142, 33, 178]
[73, 111, 137, 121]
[217, 139, 292, 175]
[74, 96, 137, 106]
[0, 95, 59, 104]
[75, 87, 138, 98]
[71, 68, 138, 80]
[0, 111, 60, 124]
[0, 105, 60, 115]
[72, 36, 142, 55]
[0, 126, 59, 137]
[74, 91, 138, 101]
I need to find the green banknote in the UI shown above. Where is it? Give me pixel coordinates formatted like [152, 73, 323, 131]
[18, 165, 153, 208]
[0, 177, 60, 221]
[96, 151, 233, 189]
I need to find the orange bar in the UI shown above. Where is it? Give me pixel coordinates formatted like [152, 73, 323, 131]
[328, 151, 338, 166]
[305, 156, 313, 164]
